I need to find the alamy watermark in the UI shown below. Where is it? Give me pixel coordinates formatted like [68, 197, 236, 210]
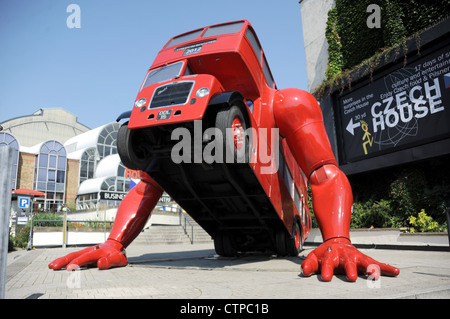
[367, 4, 381, 29]
[170, 120, 280, 175]
[66, 266, 81, 289]
[366, 264, 381, 288]
[66, 4, 81, 29]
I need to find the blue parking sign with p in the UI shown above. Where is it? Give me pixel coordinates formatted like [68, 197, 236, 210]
[18, 197, 30, 208]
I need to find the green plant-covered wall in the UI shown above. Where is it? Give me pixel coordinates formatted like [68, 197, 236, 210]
[325, 0, 450, 79]
[316, 0, 450, 231]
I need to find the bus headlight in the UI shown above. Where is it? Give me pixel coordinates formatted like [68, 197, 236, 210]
[134, 98, 146, 107]
[196, 87, 209, 98]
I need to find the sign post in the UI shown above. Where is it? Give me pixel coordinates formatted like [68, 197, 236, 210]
[15, 195, 32, 240]
[62, 209, 67, 249]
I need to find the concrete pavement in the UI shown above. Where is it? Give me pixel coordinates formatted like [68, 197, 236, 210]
[5, 242, 450, 299]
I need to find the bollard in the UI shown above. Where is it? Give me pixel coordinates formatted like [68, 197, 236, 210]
[0, 147, 14, 299]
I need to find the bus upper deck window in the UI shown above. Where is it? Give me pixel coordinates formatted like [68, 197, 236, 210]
[166, 29, 203, 48]
[202, 21, 244, 38]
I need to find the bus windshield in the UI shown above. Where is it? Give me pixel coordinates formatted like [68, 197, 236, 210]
[141, 61, 184, 90]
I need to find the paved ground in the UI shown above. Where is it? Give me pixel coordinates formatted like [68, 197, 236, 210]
[5, 243, 450, 300]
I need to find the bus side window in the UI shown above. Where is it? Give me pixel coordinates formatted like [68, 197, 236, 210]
[246, 28, 262, 63]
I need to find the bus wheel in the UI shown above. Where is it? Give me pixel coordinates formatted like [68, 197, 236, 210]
[286, 222, 302, 256]
[117, 122, 153, 170]
[276, 230, 287, 256]
[215, 105, 250, 163]
[214, 231, 237, 257]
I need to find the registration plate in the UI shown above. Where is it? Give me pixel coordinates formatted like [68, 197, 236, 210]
[157, 109, 172, 120]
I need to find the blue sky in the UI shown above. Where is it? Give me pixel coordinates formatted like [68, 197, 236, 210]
[0, 0, 308, 129]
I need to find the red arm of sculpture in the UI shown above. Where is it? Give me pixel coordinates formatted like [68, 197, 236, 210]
[273, 88, 399, 281]
[48, 172, 163, 270]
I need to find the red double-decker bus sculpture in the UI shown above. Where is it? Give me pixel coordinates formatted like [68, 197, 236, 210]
[49, 20, 399, 282]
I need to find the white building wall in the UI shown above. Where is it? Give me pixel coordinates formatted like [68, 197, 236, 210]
[300, 0, 335, 92]
[1, 108, 90, 147]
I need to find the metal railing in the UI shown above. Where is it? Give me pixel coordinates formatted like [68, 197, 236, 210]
[179, 210, 194, 244]
[30, 217, 114, 248]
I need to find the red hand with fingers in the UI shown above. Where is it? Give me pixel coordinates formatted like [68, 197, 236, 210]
[48, 176, 163, 272]
[48, 239, 127, 270]
[301, 238, 400, 282]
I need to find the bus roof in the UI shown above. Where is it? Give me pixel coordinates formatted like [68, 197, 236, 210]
[150, 20, 276, 94]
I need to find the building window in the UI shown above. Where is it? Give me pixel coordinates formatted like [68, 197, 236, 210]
[0, 132, 19, 189]
[97, 123, 119, 159]
[76, 193, 98, 210]
[34, 140, 67, 211]
[118, 162, 125, 177]
[80, 147, 97, 183]
[101, 176, 130, 193]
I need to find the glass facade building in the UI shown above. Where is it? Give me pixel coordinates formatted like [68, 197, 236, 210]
[64, 122, 134, 210]
[76, 154, 132, 210]
[0, 114, 135, 212]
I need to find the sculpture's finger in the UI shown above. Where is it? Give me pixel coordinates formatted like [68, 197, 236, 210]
[377, 262, 400, 277]
[359, 257, 399, 279]
[48, 256, 72, 270]
[320, 257, 335, 282]
[48, 247, 92, 270]
[301, 253, 319, 277]
[97, 251, 128, 270]
[344, 260, 358, 282]
[66, 248, 105, 271]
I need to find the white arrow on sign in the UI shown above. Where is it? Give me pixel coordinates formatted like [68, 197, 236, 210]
[346, 118, 361, 135]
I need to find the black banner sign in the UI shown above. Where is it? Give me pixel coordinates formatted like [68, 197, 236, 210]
[100, 192, 126, 201]
[338, 43, 450, 163]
